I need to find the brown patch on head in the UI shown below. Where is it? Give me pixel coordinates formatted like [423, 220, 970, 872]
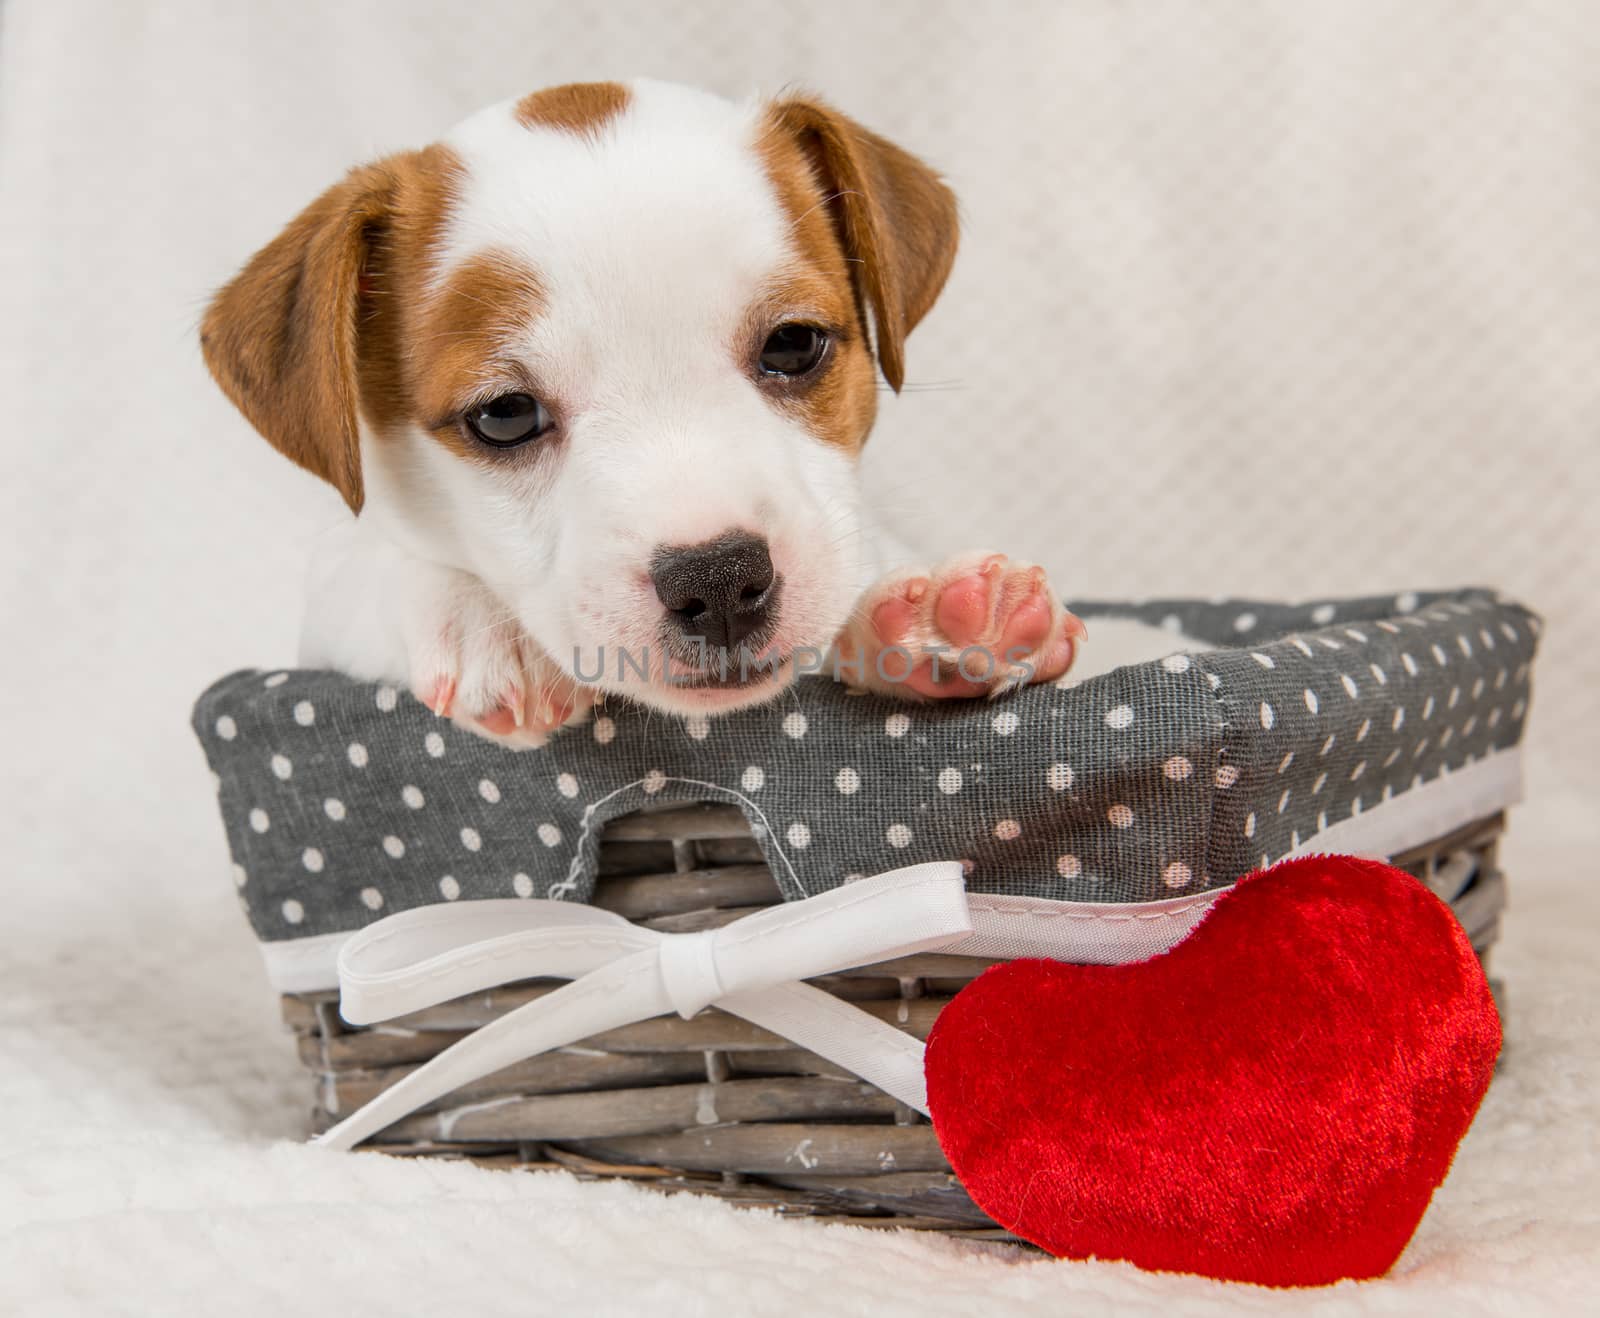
[405, 250, 547, 458]
[203, 140, 556, 502]
[514, 82, 632, 141]
[201, 144, 465, 511]
[758, 96, 959, 396]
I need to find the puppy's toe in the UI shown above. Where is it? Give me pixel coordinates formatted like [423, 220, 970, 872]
[843, 552, 1084, 699]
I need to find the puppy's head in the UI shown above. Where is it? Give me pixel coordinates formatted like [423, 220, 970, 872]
[202, 80, 957, 713]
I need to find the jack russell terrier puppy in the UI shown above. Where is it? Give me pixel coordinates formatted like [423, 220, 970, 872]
[204, 79, 1170, 746]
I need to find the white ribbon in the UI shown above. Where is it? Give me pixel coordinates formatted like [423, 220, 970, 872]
[314, 861, 971, 1152]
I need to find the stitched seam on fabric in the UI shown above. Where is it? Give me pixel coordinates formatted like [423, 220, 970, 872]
[966, 897, 1221, 924]
[549, 775, 803, 900]
[1198, 658, 1233, 888]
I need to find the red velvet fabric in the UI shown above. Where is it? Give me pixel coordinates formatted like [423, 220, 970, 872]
[925, 856, 1501, 1286]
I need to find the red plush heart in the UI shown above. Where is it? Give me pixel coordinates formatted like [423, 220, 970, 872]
[925, 856, 1500, 1286]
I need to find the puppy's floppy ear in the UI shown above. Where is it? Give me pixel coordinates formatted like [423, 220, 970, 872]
[769, 97, 959, 392]
[201, 163, 397, 513]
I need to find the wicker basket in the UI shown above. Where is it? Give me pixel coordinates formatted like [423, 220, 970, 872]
[283, 802, 1507, 1237]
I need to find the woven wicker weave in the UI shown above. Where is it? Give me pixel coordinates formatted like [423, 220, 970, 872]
[283, 803, 1507, 1237]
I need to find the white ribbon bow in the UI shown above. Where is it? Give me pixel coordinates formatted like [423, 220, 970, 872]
[315, 861, 971, 1152]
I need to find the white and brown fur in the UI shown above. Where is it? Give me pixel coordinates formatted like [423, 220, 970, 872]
[203, 80, 1172, 746]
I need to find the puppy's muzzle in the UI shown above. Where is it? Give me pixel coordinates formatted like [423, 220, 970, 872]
[650, 531, 781, 655]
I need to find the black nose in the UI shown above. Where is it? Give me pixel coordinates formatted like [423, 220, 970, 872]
[650, 531, 779, 652]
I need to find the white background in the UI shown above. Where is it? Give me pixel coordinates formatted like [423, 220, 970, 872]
[2, 3, 1596, 1313]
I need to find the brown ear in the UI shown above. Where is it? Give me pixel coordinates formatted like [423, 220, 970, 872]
[768, 97, 959, 392]
[200, 164, 397, 512]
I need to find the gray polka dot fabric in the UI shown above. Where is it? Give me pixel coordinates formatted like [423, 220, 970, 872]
[193, 589, 1538, 945]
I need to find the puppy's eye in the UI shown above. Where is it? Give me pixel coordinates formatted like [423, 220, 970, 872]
[465, 393, 553, 447]
[758, 324, 829, 377]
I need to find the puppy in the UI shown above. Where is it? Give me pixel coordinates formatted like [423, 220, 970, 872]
[204, 79, 1137, 746]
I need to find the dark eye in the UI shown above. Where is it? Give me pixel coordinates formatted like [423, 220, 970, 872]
[758, 323, 829, 377]
[464, 393, 553, 447]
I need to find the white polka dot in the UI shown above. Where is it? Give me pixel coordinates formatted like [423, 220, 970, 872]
[401, 784, 424, 809]
[1292, 638, 1315, 658]
[1393, 708, 1406, 732]
[556, 773, 580, 799]
[1432, 644, 1449, 667]
[460, 827, 482, 852]
[1339, 673, 1359, 699]
[834, 768, 860, 795]
[642, 769, 666, 794]
[263, 672, 289, 688]
[1047, 762, 1074, 791]
[439, 875, 460, 901]
[1259, 702, 1275, 730]
[231, 863, 247, 889]
[1245, 812, 1257, 838]
[1215, 765, 1240, 789]
[293, 700, 316, 727]
[1313, 772, 1328, 794]
[1277, 788, 1292, 813]
[248, 807, 270, 834]
[215, 715, 237, 740]
[741, 766, 765, 792]
[470, 779, 498, 805]
[1396, 592, 1419, 614]
[1107, 804, 1134, 828]
[1163, 755, 1193, 781]
[1055, 854, 1082, 879]
[783, 712, 808, 738]
[993, 819, 1021, 841]
[1311, 604, 1336, 625]
[886, 823, 913, 849]
[1401, 653, 1420, 677]
[375, 686, 398, 712]
[347, 742, 369, 768]
[1104, 704, 1135, 730]
[1250, 652, 1275, 669]
[885, 713, 911, 738]
[512, 872, 534, 898]
[360, 887, 384, 911]
[1304, 688, 1320, 715]
[382, 835, 405, 859]
[424, 731, 445, 758]
[323, 797, 346, 821]
[1162, 861, 1193, 889]
[281, 899, 304, 924]
[301, 847, 324, 874]
[685, 715, 710, 741]
[271, 753, 292, 780]
[991, 711, 1019, 736]
[1278, 752, 1295, 774]
[787, 822, 812, 849]
[938, 767, 963, 795]
[1234, 612, 1257, 633]
[1161, 653, 1192, 674]
[593, 716, 617, 745]
[537, 823, 561, 847]
[1161, 614, 1183, 633]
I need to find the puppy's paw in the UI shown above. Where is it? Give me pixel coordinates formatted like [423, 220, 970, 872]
[401, 576, 595, 749]
[838, 553, 1085, 699]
